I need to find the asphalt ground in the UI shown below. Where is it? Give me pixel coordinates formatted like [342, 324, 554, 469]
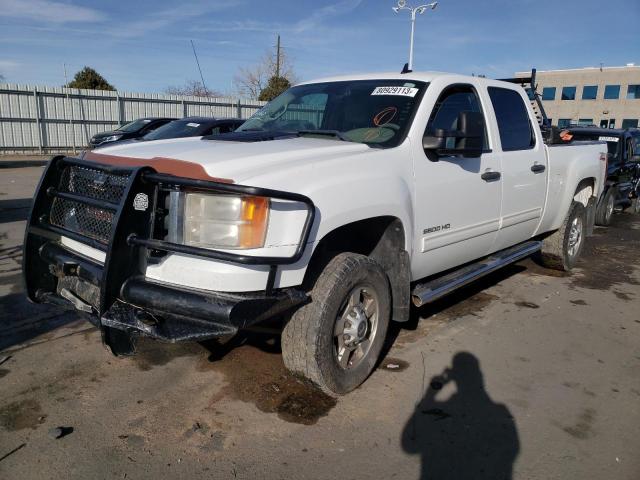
[1, 158, 639, 479]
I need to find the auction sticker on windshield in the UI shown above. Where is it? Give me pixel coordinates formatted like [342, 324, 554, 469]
[599, 136, 618, 142]
[371, 86, 418, 97]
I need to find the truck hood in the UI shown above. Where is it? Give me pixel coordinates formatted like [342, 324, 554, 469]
[88, 136, 372, 182]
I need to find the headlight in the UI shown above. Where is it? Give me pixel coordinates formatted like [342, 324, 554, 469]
[181, 193, 269, 249]
[102, 134, 123, 143]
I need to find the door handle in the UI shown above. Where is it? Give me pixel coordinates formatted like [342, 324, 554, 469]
[481, 171, 501, 181]
[531, 164, 546, 173]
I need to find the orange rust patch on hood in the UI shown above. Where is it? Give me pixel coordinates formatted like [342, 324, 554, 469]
[83, 151, 233, 183]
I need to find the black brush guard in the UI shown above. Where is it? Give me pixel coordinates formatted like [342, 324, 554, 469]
[23, 156, 315, 354]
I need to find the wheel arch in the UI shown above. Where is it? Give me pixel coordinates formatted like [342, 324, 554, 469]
[573, 177, 596, 206]
[303, 216, 411, 322]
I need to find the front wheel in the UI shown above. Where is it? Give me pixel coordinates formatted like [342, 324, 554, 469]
[281, 253, 391, 395]
[539, 201, 586, 271]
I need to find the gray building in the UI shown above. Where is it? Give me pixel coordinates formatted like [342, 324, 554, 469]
[515, 65, 640, 129]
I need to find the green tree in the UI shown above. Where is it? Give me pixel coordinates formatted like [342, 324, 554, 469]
[258, 76, 291, 102]
[66, 67, 115, 90]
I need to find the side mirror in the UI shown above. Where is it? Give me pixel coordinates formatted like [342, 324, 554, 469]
[422, 129, 447, 150]
[423, 111, 486, 158]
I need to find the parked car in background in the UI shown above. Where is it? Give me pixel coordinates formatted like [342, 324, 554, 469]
[89, 117, 175, 148]
[139, 117, 244, 141]
[566, 127, 640, 222]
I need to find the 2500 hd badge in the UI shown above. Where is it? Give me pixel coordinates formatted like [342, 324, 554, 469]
[424, 223, 451, 235]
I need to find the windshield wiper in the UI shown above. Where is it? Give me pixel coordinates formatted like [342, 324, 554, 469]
[297, 130, 350, 142]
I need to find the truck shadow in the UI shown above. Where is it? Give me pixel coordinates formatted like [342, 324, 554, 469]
[0, 243, 80, 351]
[0, 291, 80, 351]
[384, 263, 526, 356]
[0, 198, 32, 224]
[401, 351, 520, 479]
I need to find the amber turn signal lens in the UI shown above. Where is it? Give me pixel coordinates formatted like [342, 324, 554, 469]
[239, 196, 270, 248]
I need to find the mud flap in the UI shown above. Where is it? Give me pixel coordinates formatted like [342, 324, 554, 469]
[586, 196, 597, 236]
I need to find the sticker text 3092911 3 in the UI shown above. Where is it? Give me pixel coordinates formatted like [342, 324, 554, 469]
[371, 86, 419, 97]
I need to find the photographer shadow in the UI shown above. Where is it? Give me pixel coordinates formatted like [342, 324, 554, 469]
[401, 352, 519, 480]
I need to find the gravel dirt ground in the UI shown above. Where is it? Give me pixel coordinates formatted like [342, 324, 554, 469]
[1, 159, 639, 480]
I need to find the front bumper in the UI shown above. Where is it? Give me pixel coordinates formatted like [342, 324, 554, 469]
[23, 155, 314, 353]
[36, 241, 307, 343]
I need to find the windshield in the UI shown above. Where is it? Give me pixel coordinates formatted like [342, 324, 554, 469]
[143, 120, 206, 140]
[117, 119, 152, 133]
[237, 79, 427, 148]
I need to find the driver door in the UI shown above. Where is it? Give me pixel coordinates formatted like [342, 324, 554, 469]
[411, 84, 502, 279]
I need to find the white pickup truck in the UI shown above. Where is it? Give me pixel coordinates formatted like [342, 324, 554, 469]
[24, 71, 606, 395]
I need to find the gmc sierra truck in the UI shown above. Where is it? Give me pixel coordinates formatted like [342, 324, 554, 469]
[23, 71, 606, 395]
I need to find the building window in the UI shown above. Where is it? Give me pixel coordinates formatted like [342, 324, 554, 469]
[599, 120, 608, 128]
[627, 85, 640, 99]
[561, 86, 576, 100]
[609, 119, 616, 129]
[558, 119, 571, 127]
[622, 119, 639, 129]
[582, 85, 597, 100]
[542, 87, 556, 101]
[604, 85, 620, 99]
[578, 118, 593, 126]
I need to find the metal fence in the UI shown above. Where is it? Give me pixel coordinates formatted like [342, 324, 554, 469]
[0, 84, 266, 154]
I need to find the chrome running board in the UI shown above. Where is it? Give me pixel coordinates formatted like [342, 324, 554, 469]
[411, 240, 542, 307]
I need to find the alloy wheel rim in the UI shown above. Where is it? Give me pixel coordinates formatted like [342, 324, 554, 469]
[333, 285, 379, 370]
[607, 194, 615, 218]
[567, 216, 583, 257]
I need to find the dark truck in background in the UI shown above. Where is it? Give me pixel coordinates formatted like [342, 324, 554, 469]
[566, 127, 640, 223]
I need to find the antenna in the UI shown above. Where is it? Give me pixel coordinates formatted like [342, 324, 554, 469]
[275, 34, 281, 78]
[190, 39, 215, 116]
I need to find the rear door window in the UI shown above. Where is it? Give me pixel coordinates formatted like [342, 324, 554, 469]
[488, 87, 535, 151]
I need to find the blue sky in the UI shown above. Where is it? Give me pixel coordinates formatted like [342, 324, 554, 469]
[0, 0, 638, 95]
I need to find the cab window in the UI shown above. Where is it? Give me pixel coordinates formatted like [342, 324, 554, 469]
[425, 85, 488, 150]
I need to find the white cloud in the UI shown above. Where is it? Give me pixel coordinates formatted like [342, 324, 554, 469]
[0, 0, 105, 23]
[293, 0, 363, 33]
[0, 60, 20, 70]
[190, 0, 364, 39]
[104, 0, 243, 38]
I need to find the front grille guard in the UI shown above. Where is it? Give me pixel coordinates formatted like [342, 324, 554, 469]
[23, 155, 316, 317]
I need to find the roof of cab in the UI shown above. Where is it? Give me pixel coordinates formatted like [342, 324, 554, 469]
[297, 71, 494, 86]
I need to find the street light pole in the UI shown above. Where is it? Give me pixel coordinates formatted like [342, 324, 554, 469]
[392, 0, 438, 71]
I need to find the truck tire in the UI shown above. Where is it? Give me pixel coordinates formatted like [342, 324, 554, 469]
[281, 252, 391, 395]
[539, 201, 586, 271]
[595, 188, 616, 226]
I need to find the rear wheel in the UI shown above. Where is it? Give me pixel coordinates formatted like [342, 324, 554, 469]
[539, 201, 586, 271]
[281, 253, 391, 395]
[595, 188, 616, 226]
